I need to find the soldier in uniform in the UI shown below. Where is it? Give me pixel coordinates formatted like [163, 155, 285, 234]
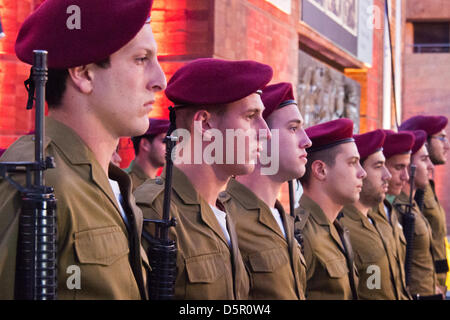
[134, 58, 273, 299]
[389, 130, 441, 298]
[340, 129, 410, 299]
[368, 131, 414, 300]
[295, 118, 366, 300]
[0, 0, 166, 299]
[399, 115, 449, 293]
[219, 82, 311, 299]
[127, 118, 170, 191]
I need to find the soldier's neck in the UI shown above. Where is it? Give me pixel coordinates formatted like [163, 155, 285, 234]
[236, 171, 282, 208]
[353, 201, 370, 217]
[303, 188, 343, 223]
[135, 155, 159, 179]
[176, 163, 229, 206]
[48, 110, 117, 176]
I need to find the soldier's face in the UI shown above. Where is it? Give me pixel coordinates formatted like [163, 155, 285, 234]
[325, 142, 367, 205]
[428, 128, 449, 165]
[146, 133, 166, 168]
[412, 145, 434, 190]
[89, 24, 167, 138]
[213, 93, 270, 176]
[265, 104, 311, 180]
[359, 151, 392, 207]
[385, 153, 411, 196]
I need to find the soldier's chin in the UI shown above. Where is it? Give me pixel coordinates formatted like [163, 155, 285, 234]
[230, 163, 255, 176]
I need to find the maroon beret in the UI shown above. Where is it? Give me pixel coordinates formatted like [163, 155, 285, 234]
[0, 148, 5, 158]
[261, 82, 296, 119]
[382, 130, 415, 159]
[354, 129, 386, 161]
[165, 58, 273, 106]
[143, 118, 170, 137]
[15, 0, 153, 68]
[305, 118, 354, 153]
[408, 130, 427, 155]
[399, 115, 448, 138]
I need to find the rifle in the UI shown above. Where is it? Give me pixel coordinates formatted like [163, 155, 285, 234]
[396, 164, 416, 287]
[142, 106, 178, 300]
[288, 180, 295, 218]
[414, 188, 425, 212]
[0, 50, 57, 300]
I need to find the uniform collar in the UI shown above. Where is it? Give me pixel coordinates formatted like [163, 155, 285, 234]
[299, 194, 331, 226]
[45, 117, 93, 165]
[226, 178, 263, 210]
[226, 178, 288, 240]
[343, 204, 377, 232]
[126, 160, 150, 181]
[342, 204, 363, 221]
[161, 165, 200, 205]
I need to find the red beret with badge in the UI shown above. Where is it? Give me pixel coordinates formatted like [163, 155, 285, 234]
[382, 130, 415, 159]
[261, 82, 297, 119]
[15, 0, 154, 68]
[165, 58, 273, 107]
[354, 129, 386, 161]
[305, 118, 354, 153]
[399, 115, 448, 138]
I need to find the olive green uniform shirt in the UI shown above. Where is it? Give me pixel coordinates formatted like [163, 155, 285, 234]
[134, 166, 249, 300]
[126, 160, 150, 192]
[394, 191, 437, 296]
[219, 178, 306, 300]
[341, 204, 407, 299]
[294, 195, 358, 300]
[422, 181, 448, 286]
[369, 201, 411, 300]
[0, 118, 149, 300]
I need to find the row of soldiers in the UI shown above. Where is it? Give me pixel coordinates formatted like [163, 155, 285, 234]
[0, 0, 449, 300]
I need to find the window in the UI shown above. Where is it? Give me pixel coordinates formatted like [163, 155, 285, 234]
[413, 22, 450, 53]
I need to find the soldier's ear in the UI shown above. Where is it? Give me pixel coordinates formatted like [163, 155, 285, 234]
[192, 109, 212, 135]
[67, 64, 94, 94]
[311, 160, 327, 181]
[140, 138, 151, 153]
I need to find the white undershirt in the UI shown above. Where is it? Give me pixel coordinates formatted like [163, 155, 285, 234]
[270, 207, 286, 239]
[209, 205, 231, 246]
[294, 180, 303, 209]
[383, 203, 391, 223]
[109, 179, 130, 228]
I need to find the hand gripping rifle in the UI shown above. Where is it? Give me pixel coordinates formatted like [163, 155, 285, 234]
[0, 50, 57, 300]
[396, 164, 416, 287]
[142, 107, 178, 300]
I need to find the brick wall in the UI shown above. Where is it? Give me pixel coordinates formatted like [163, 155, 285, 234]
[403, 0, 450, 230]
[0, 0, 38, 149]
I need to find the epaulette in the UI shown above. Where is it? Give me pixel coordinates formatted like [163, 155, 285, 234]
[294, 207, 310, 231]
[218, 190, 232, 203]
[135, 176, 165, 205]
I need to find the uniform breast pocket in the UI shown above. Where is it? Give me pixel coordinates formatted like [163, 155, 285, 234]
[74, 226, 129, 266]
[185, 253, 226, 283]
[184, 253, 228, 299]
[323, 258, 349, 278]
[356, 247, 385, 265]
[248, 248, 289, 273]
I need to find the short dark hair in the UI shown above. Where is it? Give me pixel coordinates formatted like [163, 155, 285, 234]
[132, 134, 157, 156]
[174, 104, 227, 130]
[45, 57, 111, 108]
[299, 144, 343, 187]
